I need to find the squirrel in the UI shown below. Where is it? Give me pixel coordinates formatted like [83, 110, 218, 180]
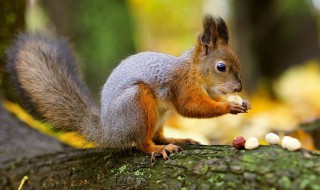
[6, 14, 248, 161]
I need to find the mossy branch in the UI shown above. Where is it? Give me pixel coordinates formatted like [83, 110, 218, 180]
[1, 145, 320, 190]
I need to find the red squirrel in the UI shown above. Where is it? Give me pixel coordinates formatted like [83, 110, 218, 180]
[6, 14, 248, 162]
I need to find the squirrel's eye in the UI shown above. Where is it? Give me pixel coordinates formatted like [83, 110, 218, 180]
[216, 63, 226, 72]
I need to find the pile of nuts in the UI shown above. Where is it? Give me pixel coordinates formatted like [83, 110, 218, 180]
[228, 95, 302, 151]
[232, 133, 302, 151]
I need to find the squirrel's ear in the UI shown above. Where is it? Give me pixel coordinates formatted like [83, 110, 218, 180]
[200, 14, 218, 48]
[216, 17, 229, 44]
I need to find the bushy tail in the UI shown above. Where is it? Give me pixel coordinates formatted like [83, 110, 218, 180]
[6, 33, 100, 137]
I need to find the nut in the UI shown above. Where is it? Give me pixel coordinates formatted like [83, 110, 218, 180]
[281, 136, 292, 149]
[245, 137, 259, 150]
[227, 95, 243, 105]
[265, 133, 280, 145]
[282, 136, 301, 151]
[232, 136, 246, 149]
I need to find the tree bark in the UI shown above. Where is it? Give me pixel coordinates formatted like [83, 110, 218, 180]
[1, 145, 320, 190]
[0, 103, 69, 164]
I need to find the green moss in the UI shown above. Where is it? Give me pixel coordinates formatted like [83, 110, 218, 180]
[303, 160, 315, 168]
[240, 153, 256, 163]
[3, 145, 320, 189]
[134, 170, 144, 176]
[103, 155, 111, 160]
[278, 176, 291, 189]
[177, 176, 184, 181]
[215, 181, 224, 187]
[118, 165, 126, 173]
[208, 173, 225, 184]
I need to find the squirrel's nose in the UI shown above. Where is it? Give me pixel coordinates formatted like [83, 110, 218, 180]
[233, 83, 242, 92]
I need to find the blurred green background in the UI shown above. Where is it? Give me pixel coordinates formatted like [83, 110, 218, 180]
[24, 0, 320, 98]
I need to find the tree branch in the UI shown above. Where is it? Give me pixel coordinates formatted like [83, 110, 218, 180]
[1, 145, 320, 189]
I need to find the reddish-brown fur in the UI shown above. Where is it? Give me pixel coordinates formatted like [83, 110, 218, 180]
[136, 83, 157, 142]
[170, 68, 230, 118]
[153, 125, 198, 145]
[135, 83, 197, 154]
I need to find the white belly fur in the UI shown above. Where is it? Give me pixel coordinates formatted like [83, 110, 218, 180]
[155, 99, 173, 131]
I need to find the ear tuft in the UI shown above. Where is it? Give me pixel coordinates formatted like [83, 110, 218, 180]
[200, 14, 217, 46]
[216, 17, 229, 44]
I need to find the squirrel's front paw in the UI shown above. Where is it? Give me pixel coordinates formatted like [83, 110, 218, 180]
[242, 99, 252, 111]
[227, 95, 252, 113]
[228, 102, 247, 114]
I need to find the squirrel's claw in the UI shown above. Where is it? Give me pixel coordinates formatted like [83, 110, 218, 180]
[150, 144, 183, 165]
[242, 100, 252, 110]
[164, 143, 183, 153]
[162, 149, 170, 160]
[229, 102, 246, 114]
[151, 152, 157, 165]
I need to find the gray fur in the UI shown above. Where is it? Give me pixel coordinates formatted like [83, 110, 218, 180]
[100, 52, 190, 148]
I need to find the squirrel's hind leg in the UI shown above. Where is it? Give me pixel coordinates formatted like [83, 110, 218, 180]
[134, 83, 183, 163]
[153, 125, 200, 145]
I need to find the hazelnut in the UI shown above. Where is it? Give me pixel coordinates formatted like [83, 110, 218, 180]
[232, 136, 246, 149]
